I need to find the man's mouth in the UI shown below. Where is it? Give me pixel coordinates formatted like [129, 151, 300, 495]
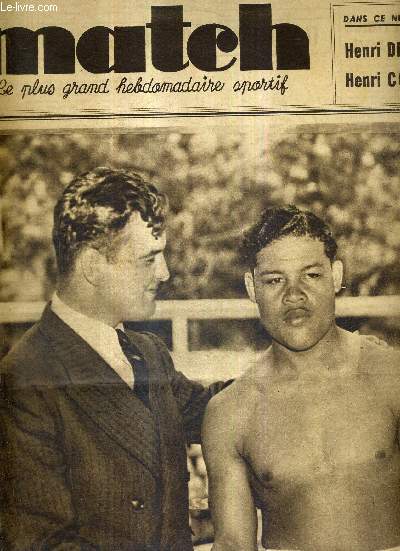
[284, 307, 311, 326]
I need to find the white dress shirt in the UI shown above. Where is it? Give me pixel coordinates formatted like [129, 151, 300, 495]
[51, 293, 134, 388]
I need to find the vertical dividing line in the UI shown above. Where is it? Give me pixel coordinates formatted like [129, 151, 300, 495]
[331, 5, 337, 104]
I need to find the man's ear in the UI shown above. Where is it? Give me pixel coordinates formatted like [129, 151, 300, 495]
[332, 260, 344, 293]
[79, 248, 106, 286]
[244, 271, 257, 303]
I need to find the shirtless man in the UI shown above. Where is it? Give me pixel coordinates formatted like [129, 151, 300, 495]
[202, 205, 400, 551]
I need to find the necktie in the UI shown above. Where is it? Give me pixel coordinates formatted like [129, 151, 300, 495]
[116, 329, 151, 409]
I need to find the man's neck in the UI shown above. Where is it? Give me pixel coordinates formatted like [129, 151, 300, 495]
[56, 287, 118, 328]
[270, 325, 353, 378]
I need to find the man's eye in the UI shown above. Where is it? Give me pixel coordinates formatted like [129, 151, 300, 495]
[145, 257, 155, 265]
[264, 277, 283, 285]
[306, 272, 321, 279]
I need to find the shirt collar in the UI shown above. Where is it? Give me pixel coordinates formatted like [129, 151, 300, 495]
[50, 293, 131, 380]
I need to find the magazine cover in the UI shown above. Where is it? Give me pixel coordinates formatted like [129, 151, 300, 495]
[0, 1, 400, 550]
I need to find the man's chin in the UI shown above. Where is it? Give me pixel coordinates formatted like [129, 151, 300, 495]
[274, 331, 323, 352]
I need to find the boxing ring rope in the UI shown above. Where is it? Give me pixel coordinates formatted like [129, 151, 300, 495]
[1, 296, 399, 356]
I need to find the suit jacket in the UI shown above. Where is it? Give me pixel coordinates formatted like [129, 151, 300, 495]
[0, 306, 222, 551]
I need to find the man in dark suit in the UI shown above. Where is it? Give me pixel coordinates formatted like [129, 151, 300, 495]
[1, 167, 224, 550]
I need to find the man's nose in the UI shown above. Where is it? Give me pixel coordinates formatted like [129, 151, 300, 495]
[283, 282, 306, 304]
[157, 254, 170, 283]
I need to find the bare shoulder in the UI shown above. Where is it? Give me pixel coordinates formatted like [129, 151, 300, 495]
[208, 348, 272, 407]
[203, 378, 252, 429]
[358, 336, 400, 406]
[203, 349, 273, 445]
[359, 335, 400, 375]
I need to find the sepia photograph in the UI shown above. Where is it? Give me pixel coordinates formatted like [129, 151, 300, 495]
[1, 122, 399, 549]
[1, 0, 400, 547]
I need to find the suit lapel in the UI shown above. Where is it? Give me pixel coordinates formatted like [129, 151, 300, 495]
[38, 306, 161, 480]
[130, 331, 193, 551]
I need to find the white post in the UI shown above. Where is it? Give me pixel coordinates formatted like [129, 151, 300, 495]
[172, 315, 189, 355]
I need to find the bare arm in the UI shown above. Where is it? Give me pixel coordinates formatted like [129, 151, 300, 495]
[202, 396, 258, 551]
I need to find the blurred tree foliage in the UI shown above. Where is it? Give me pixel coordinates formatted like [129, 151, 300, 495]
[0, 128, 399, 342]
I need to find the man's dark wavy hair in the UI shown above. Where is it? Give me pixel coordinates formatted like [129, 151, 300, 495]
[241, 205, 338, 269]
[53, 167, 168, 277]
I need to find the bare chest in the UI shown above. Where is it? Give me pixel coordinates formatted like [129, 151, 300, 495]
[244, 375, 399, 485]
